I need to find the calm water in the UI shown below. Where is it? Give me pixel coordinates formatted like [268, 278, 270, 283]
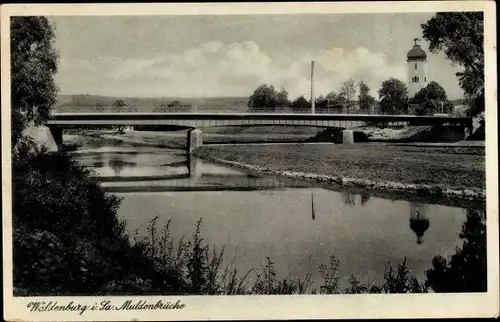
[69, 134, 479, 289]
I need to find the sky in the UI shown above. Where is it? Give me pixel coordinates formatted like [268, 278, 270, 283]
[48, 14, 465, 100]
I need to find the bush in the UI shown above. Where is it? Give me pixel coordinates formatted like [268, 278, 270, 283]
[425, 209, 486, 292]
[12, 143, 183, 295]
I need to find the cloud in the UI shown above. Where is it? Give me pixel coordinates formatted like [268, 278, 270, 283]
[56, 41, 407, 99]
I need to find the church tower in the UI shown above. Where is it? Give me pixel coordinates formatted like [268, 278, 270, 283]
[407, 38, 428, 98]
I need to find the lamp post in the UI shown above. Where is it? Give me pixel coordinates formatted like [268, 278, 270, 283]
[310, 61, 315, 114]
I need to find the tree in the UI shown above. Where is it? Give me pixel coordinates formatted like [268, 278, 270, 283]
[96, 103, 104, 112]
[378, 78, 409, 115]
[112, 99, 127, 113]
[11, 17, 59, 146]
[358, 81, 375, 111]
[248, 84, 278, 109]
[315, 95, 328, 109]
[325, 91, 344, 108]
[291, 96, 311, 109]
[339, 78, 356, 110]
[275, 88, 291, 107]
[421, 12, 484, 115]
[413, 81, 453, 115]
[168, 100, 183, 108]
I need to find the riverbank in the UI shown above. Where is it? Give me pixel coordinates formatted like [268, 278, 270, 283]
[194, 143, 485, 202]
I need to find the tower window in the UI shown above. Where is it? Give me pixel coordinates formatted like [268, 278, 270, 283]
[424, 77, 427, 82]
[416, 76, 419, 82]
[414, 63, 417, 70]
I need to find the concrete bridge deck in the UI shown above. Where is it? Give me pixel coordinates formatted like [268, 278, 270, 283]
[47, 112, 471, 128]
[46, 112, 473, 152]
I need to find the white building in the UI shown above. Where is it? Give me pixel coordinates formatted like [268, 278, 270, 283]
[407, 38, 428, 98]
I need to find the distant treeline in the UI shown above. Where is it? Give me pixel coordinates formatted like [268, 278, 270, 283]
[55, 94, 248, 113]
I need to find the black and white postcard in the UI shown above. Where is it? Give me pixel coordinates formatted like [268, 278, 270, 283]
[1, 2, 498, 320]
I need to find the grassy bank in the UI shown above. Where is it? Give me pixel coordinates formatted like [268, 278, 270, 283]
[194, 143, 485, 201]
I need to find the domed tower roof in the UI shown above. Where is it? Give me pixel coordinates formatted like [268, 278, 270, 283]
[407, 38, 427, 61]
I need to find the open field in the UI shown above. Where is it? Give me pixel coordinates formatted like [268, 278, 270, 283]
[55, 94, 249, 113]
[194, 143, 485, 197]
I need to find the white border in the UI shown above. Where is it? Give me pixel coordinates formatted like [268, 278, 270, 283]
[1, 2, 498, 320]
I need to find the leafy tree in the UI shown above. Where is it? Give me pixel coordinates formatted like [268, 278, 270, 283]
[291, 95, 311, 109]
[248, 84, 278, 109]
[358, 81, 375, 111]
[112, 99, 127, 113]
[315, 95, 328, 109]
[421, 12, 484, 115]
[378, 78, 409, 114]
[167, 100, 182, 108]
[11, 17, 59, 146]
[425, 209, 486, 292]
[339, 78, 356, 110]
[275, 88, 291, 107]
[325, 91, 344, 108]
[413, 81, 454, 115]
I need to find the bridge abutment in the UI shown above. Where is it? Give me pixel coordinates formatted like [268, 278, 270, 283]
[47, 126, 64, 150]
[187, 128, 203, 153]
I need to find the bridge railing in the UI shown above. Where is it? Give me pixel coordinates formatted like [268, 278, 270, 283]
[56, 106, 457, 116]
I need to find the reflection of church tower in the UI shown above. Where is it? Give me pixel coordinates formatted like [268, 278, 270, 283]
[409, 203, 430, 245]
[407, 38, 428, 98]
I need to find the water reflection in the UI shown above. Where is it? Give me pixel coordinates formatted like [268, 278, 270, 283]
[409, 203, 430, 245]
[425, 208, 486, 292]
[341, 192, 371, 207]
[108, 157, 137, 176]
[72, 140, 307, 192]
[360, 191, 370, 206]
[93, 152, 105, 168]
[311, 191, 316, 220]
[343, 193, 356, 206]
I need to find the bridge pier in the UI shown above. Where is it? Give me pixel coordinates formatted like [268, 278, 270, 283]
[187, 128, 203, 153]
[342, 130, 354, 144]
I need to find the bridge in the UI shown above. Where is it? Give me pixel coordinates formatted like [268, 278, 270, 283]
[46, 112, 472, 151]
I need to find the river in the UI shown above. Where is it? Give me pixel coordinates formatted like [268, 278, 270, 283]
[68, 134, 481, 290]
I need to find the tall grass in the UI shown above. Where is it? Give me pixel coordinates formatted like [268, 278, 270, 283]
[127, 216, 428, 295]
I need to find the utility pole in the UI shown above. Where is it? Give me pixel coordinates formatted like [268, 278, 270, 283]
[310, 60, 315, 114]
